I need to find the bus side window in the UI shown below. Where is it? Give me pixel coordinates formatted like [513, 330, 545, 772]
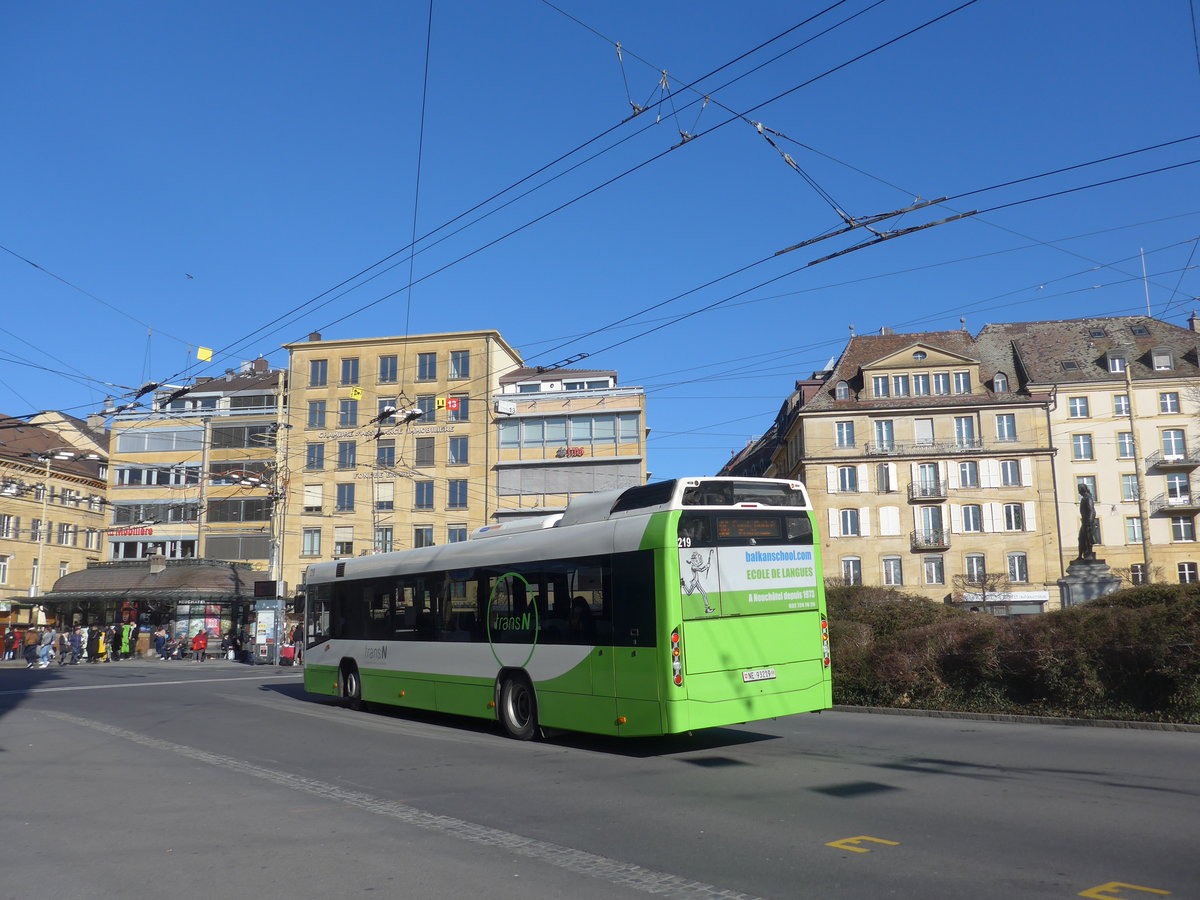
[786, 515, 814, 543]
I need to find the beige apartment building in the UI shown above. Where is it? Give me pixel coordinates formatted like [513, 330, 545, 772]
[280, 330, 522, 592]
[0, 417, 107, 623]
[493, 367, 647, 519]
[727, 314, 1200, 611]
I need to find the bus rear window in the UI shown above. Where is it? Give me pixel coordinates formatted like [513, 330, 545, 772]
[682, 480, 806, 507]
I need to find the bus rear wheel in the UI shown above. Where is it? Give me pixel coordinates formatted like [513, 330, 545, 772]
[342, 664, 363, 711]
[499, 676, 538, 740]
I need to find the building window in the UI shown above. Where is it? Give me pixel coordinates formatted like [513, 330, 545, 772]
[1117, 432, 1135, 458]
[1003, 503, 1024, 531]
[923, 556, 945, 585]
[1071, 434, 1094, 461]
[449, 350, 469, 379]
[1171, 516, 1196, 542]
[1126, 517, 1143, 543]
[1152, 348, 1175, 371]
[1121, 474, 1139, 502]
[378, 355, 398, 383]
[0, 555, 8, 584]
[339, 358, 359, 386]
[333, 526, 354, 557]
[871, 375, 889, 398]
[965, 553, 986, 584]
[338, 399, 358, 428]
[993, 372, 1009, 392]
[448, 479, 468, 508]
[307, 400, 326, 429]
[1108, 354, 1126, 374]
[954, 416, 976, 448]
[301, 528, 321, 556]
[874, 420, 894, 451]
[305, 443, 325, 471]
[373, 526, 393, 554]
[415, 481, 434, 510]
[953, 371, 971, 394]
[1131, 563, 1146, 585]
[1077, 475, 1097, 502]
[835, 421, 856, 448]
[448, 525, 468, 543]
[1007, 552, 1028, 583]
[303, 484, 322, 514]
[417, 352, 437, 382]
[839, 509, 860, 536]
[309, 359, 327, 387]
[376, 439, 395, 468]
[995, 414, 1017, 441]
[835, 381, 850, 400]
[414, 526, 434, 549]
[841, 557, 861, 585]
[448, 395, 469, 422]
[933, 372, 950, 395]
[448, 436, 469, 465]
[1162, 429, 1187, 459]
[1179, 562, 1198, 584]
[891, 374, 910, 396]
[375, 481, 394, 511]
[959, 461, 979, 488]
[337, 441, 357, 469]
[1167, 472, 1191, 503]
[883, 556, 903, 586]
[335, 483, 355, 512]
[962, 505, 982, 533]
[415, 438, 435, 467]
[1068, 397, 1090, 418]
[415, 394, 435, 422]
[1000, 459, 1020, 486]
[837, 466, 858, 493]
[1114, 394, 1130, 416]
[1160, 392, 1180, 414]
[912, 373, 930, 396]
[876, 463, 893, 492]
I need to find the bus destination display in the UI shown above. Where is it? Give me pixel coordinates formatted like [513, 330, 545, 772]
[717, 517, 782, 540]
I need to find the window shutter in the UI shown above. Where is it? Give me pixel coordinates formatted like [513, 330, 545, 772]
[857, 464, 870, 492]
[826, 465, 838, 494]
[947, 465, 960, 490]
[983, 503, 1000, 533]
[949, 504, 962, 533]
[859, 508, 871, 537]
[1024, 501, 1036, 532]
[983, 459, 1000, 488]
[1020, 458, 1033, 487]
[879, 506, 901, 536]
[827, 508, 840, 538]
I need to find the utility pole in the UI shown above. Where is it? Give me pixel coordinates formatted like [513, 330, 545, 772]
[1125, 364, 1154, 580]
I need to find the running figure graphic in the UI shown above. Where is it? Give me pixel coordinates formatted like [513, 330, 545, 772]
[681, 549, 716, 614]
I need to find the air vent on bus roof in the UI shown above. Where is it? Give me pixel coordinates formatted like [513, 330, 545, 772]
[335, 562, 346, 577]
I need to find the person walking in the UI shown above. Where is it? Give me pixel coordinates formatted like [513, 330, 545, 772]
[86, 626, 100, 663]
[23, 627, 40, 668]
[67, 626, 83, 665]
[38, 626, 56, 668]
[122, 621, 137, 660]
[3, 627, 15, 660]
[191, 628, 208, 662]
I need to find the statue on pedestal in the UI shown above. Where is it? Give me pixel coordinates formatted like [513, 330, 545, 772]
[1077, 484, 1101, 561]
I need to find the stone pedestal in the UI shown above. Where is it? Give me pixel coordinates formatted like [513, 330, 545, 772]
[1057, 558, 1122, 608]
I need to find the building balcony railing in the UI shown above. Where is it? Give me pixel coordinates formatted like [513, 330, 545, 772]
[1150, 493, 1200, 515]
[907, 481, 948, 502]
[866, 438, 984, 456]
[1146, 450, 1200, 470]
[910, 529, 951, 551]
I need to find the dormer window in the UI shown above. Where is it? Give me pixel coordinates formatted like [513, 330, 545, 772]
[835, 381, 851, 400]
[1107, 353, 1127, 374]
[1130, 324, 1150, 337]
[1151, 347, 1175, 371]
[1061, 360, 1080, 372]
[993, 372, 1009, 392]
[1089, 328, 1107, 338]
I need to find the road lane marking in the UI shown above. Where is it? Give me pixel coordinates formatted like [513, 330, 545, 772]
[43, 710, 762, 900]
[1079, 883, 1171, 898]
[0, 673, 299, 696]
[825, 836, 900, 853]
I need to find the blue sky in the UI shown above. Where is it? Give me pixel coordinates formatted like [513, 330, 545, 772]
[3, 0, 1198, 480]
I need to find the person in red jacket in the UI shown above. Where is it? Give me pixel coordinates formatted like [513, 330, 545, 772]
[191, 628, 209, 662]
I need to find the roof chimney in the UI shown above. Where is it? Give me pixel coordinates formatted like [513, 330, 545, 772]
[308, 332, 322, 342]
[1189, 310, 1200, 333]
[252, 357, 268, 373]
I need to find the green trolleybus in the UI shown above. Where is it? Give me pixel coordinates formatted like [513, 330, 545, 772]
[302, 477, 831, 739]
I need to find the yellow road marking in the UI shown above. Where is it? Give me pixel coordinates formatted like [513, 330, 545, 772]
[1079, 882, 1171, 898]
[825, 836, 900, 853]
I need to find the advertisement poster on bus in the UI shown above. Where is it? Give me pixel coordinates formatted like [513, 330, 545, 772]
[679, 546, 818, 619]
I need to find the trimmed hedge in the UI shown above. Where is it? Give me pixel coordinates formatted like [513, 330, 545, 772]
[827, 584, 1200, 723]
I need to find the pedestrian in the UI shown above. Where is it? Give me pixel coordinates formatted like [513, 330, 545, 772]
[3, 627, 15, 660]
[107, 624, 121, 662]
[163, 634, 179, 660]
[23, 627, 40, 668]
[291, 622, 304, 666]
[55, 628, 70, 666]
[153, 626, 167, 659]
[191, 628, 208, 662]
[38, 626, 56, 668]
[86, 626, 100, 663]
[123, 620, 137, 659]
[68, 626, 83, 665]
[98, 627, 110, 662]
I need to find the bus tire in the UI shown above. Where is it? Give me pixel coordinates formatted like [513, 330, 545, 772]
[342, 663, 363, 711]
[498, 676, 538, 740]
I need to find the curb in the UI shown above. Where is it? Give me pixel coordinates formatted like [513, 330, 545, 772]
[832, 704, 1200, 733]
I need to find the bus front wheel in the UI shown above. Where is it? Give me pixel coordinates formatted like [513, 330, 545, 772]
[499, 676, 538, 740]
[342, 664, 363, 711]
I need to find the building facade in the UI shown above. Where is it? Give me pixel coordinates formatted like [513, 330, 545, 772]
[0, 417, 108, 625]
[492, 367, 647, 519]
[733, 314, 1200, 611]
[280, 330, 523, 593]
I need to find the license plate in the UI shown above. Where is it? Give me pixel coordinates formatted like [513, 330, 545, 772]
[742, 668, 777, 683]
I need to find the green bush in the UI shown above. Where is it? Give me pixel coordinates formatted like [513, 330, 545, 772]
[826, 583, 1200, 723]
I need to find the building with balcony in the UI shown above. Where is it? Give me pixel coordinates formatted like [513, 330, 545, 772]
[0, 416, 108, 626]
[280, 330, 523, 593]
[493, 367, 647, 519]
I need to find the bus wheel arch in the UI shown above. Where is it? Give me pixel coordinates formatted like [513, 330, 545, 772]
[496, 669, 538, 740]
[340, 659, 363, 711]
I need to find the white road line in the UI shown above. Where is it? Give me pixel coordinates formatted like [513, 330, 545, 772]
[43, 710, 761, 900]
[0, 673, 299, 696]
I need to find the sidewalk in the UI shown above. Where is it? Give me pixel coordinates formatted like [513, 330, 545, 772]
[0, 655, 299, 669]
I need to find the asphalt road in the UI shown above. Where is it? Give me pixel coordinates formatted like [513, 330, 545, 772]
[2, 658, 1196, 900]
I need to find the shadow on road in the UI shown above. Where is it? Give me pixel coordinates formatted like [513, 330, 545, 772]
[0, 664, 68, 752]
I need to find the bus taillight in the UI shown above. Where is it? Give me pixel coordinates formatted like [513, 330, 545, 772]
[671, 627, 683, 686]
[821, 617, 830, 668]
